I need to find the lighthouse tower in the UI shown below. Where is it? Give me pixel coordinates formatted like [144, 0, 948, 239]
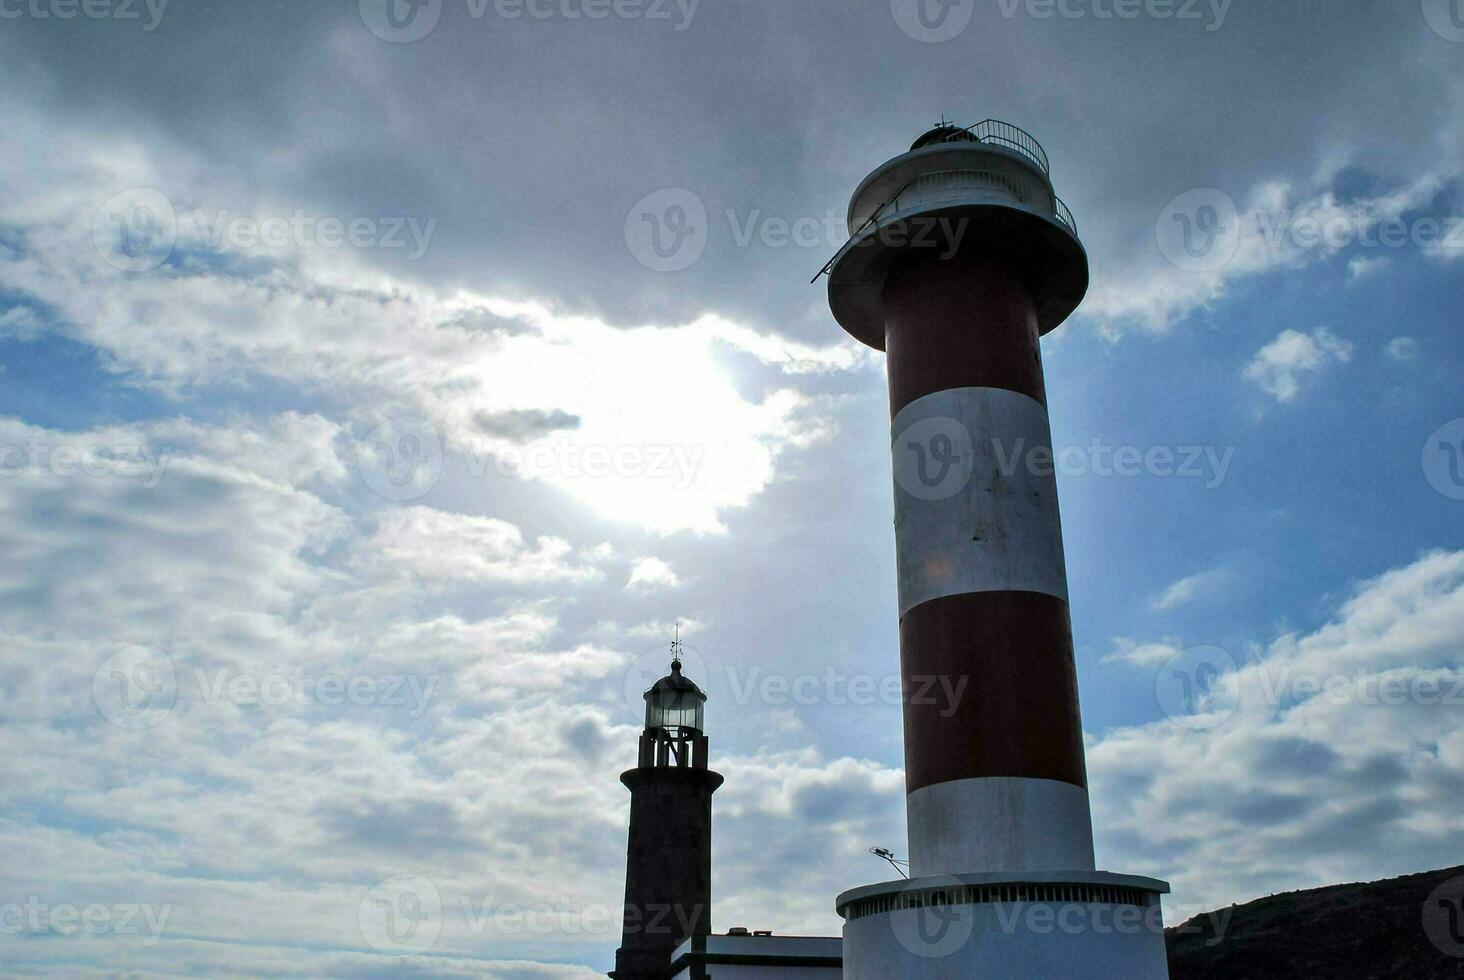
[822, 120, 1171, 978]
[611, 641, 723, 980]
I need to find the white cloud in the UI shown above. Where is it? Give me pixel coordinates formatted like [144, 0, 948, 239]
[714, 750, 905, 934]
[626, 618, 703, 640]
[1243, 327, 1354, 402]
[0, 911, 609, 978]
[360, 507, 610, 587]
[1386, 336, 1419, 361]
[1084, 175, 1442, 336]
[694, 314, 870, 375]
[0, 304, 45, 339]
[1347, 256, 1387, 280]
[625, 557, 680, 591]
[1090, 550, 1464, 917]
[585, 618, 706, 644]
[150, 412, 351, 488]
[0, 416, 349, 654]
[0, 410, 904, 969]
[1152, 567, 1230, 611]
[1103, 638, 1186, 668]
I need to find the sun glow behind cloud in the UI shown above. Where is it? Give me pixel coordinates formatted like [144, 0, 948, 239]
[425, 300, 856, 535]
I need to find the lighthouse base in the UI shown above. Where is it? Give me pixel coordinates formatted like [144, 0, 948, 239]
[837, 871, 1170, 980]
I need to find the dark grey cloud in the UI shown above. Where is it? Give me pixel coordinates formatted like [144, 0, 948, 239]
[2, 1, 1455, 337]
[1239, 735, 1341, 778]
[561, 713, 611, 762]
[473, 408, 582, 443]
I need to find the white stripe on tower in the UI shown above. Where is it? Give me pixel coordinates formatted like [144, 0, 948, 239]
[891, 386, 1069, 617]
[906, 778, 1094, 876]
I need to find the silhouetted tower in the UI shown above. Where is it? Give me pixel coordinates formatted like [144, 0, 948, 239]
[611, 638, 723, 980]
[822, 119, 1171, 978]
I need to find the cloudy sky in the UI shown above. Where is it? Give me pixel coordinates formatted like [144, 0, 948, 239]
[2, 0, 1463, 975]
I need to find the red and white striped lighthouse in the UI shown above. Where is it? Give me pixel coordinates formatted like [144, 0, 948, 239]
[886, 244, 1093, 879]
[824, 121, 1171, 979]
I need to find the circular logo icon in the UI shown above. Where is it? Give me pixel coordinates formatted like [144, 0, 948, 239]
[1423, 875, 1464, 958]
[359, 0, 442, 42]
[92, 188, 177, 273]
[622, 642, 710, 722]
[624, 188, 708, 273]
[1423, 0, 1464, 43]
[1155, 646, 1239, 730]
[359, 873, 442, 954]
[890, 875, 975, 959]
[892, 416, 974, 501]
[1422, 418, 1464, 502]
[1156, 188, 1242, 273]
[93, 645, 177, 730]
[358, 417, 444, 502]
[890, 0, 975, 42]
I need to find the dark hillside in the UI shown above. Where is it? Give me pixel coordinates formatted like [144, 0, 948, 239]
[1167, 865, 1464, 979]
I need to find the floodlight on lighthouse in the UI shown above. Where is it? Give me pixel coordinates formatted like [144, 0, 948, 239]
[869, 847, 910, 879]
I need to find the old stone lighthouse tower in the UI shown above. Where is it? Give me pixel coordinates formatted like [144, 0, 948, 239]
[610, 641, 723, 980]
